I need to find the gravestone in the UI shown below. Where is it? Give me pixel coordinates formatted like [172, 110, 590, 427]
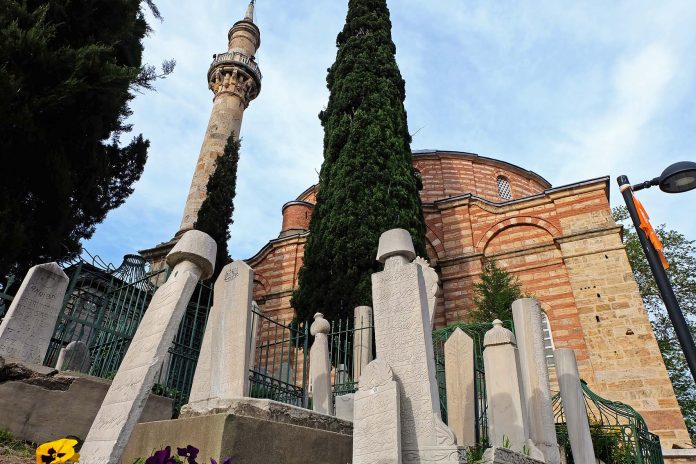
[352, 359, 401, 464]
[414, 257, 439, 328]
[335, 393, 355, 422]
[371, 229, 460, 463]
[56, 341, 91, 373]
[0, 262, 69, 364]
[444, 328, 475, 447]
[310, 313, 333, 415]
[512, 298, 560, 463]
[353, 306, 373, 382]
[555, 349, 596, 464]
[482, 320, 543, 460]
[187, 261, 254, 407]
[79, 230, 216, 464]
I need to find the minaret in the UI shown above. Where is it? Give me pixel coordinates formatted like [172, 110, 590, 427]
[177, 0, 262, 236]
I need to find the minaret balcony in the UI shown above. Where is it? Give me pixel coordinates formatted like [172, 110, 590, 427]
[208, 51, 262, 86]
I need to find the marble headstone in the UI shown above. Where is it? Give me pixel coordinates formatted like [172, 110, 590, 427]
[353, 359, 401, 464]
[0, 262, 69, 364]
[79, 230, 216, 464]
[187, 261, 254, 406]
[371, 229, 460, 463]
[309, 313, 333, 415]
[444, 328, 476, 447]
[56, 340, 91, 373]
[512, 298, 560, 463]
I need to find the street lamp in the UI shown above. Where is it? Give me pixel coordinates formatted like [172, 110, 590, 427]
[617, 161, 696, 384]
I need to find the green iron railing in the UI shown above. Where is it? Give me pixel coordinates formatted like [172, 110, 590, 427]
[44, 254, 214, 417]
[432, 320, 515, 447]
[553, 380, 664, 464]
[328, 313, 374, 400]
[248, 307, 310, 407]
[0, 275, 16, 319]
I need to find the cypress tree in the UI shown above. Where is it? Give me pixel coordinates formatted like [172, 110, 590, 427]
[291, 0, 427, 322]
[0, 0, 174, 279]
[193, 133, 240, 280]
[468, 261, 525, 323]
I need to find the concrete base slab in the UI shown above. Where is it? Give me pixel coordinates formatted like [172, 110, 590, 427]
[122, 407, 353, 464]
[0, 360, 172, 444]
[664, 449, 696, 463]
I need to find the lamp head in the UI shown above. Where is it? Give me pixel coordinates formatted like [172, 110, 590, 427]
[659, 161, 696, 193]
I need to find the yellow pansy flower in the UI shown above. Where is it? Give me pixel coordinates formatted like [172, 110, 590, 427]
[36, 438, 80, 464]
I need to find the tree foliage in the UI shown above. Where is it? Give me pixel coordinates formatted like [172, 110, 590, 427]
[613, 206, 696, 442]
[0, 0, 173, 280]
[291, 0, 427, 322]
[467, 260, 524, 323]
[193, 133, 240, 281]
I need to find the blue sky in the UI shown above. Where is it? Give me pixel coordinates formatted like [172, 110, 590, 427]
[84, 0, 696, 267]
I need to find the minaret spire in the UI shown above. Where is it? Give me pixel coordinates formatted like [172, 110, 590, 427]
[244, 0, 255, 21]
[176, 1, 262, 236]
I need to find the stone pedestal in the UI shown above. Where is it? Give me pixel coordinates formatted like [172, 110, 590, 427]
[0, 262, 69, 364]
[371, 229, 460, 463]
[122, 398, 352, 464]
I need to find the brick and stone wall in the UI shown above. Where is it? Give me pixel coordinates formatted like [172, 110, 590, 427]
[245, 150, 691, 448]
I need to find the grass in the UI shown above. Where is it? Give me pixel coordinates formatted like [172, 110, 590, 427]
[0, 429, 34, 463]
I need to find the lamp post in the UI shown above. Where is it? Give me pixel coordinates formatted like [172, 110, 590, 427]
[617, 161, 696, 383]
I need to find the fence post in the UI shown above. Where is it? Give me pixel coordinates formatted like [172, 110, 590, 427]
[310, 312, 333, 415]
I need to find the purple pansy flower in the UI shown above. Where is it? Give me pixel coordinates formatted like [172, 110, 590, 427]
[177, 445, 199, 464]
[210, 458, 233, 464]
[145, 446, 178, 464]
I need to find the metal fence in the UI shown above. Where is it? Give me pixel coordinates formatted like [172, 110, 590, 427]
[246, 311, 375, 410]
[0, 275, 16, 320]
[41, 254, 212, 417]
[248, 306, 310, 407]
[553, 380, 664, 464]
[431, 320, 515, 447]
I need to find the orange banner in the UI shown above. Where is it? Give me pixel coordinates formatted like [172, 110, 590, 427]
[633, 194, 669, 269]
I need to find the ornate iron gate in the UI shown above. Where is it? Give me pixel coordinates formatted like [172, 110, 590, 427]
[553, 380, 664, 464]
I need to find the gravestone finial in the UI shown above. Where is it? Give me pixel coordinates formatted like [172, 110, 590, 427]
[483, 319, 516, 347]
[310, 312, 330, 336]
[166, 230, 217, 280]
[376, 228, 416, 263]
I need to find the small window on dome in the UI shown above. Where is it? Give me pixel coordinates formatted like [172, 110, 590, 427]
[497, 176, 512, 200]
[542, 312, 555, 368]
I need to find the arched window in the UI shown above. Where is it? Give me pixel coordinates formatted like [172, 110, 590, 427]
[497, 176, 513, 201]
[541, 312, 555, 367]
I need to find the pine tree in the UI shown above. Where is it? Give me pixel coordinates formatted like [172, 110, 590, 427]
[291, 0, 427, 323]
[613, 206, 696, 441]
[468, 260, 524, 323]
[0, 0, 173, 280]
[193, 133, 240, 281]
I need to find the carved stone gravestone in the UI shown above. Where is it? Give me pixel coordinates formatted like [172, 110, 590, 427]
[512, 298, 560, 464]
[371, 229, 460, 463]
[353, 359, 401, 464]
[186, 261, 254, 409]
[0, 262, 69, 364]
[444, 328, 475, 447]
[79, 230, 216, 464]
[56, 340, 91, 373]
[353, 305, 373, 382]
